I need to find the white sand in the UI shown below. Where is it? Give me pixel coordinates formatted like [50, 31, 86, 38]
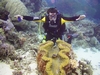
[0, 62, 13, 75]
[73, 47, 100, 75]
[28, 63, 37, 75]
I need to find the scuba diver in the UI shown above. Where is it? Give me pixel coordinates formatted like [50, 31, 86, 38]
[15, 8, 86, 44]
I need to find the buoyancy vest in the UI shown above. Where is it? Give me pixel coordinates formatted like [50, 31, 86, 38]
[43, 14, 65, 35]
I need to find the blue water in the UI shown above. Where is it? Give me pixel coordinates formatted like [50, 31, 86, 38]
[45, 0, 100, 23]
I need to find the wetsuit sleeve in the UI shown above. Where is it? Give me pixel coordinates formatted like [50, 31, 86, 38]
[62, 15, 80, 21]
[23, 16, 45, 22]
[23, 16, 41, 21]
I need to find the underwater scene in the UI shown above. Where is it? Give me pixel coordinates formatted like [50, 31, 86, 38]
[0, 0, 100, 75]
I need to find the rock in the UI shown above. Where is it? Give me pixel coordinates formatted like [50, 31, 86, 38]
[90, 36, 99, 46]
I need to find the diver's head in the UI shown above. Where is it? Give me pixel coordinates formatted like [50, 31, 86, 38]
[47, 8, 58, 14]
[47, 8, 58, 21]
[0, 8, 9, 21]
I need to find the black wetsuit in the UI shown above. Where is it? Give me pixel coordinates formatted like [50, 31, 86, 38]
[23, 14, 79, 43]
[43, 15, 65, 43]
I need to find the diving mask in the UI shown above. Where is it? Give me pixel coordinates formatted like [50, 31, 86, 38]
[49, 13, 57, 21]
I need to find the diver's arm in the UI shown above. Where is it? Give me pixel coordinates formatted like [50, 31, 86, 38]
[62, 15, 80, 21]
[23, 16, 40, 21]
[14, 15, 44, 21]
[62, 15, 86, 21]
[76, 15, 86, 21]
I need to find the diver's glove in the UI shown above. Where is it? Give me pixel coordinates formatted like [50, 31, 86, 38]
[14, 15, 23, 22]
[76, 15, 86, 21]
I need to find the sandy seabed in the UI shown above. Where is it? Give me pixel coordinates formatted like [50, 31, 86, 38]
[0, 63, 13, 75]
[73, 47, 100, 75]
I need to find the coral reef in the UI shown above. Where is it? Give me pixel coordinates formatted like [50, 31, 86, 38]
[0, 28, 6, 43]
[0, 0, 7, 9]
[0, 43, 17, 59]
[0, 19, 15, 32]
[94, 25, 100, 42]
[90, 36, 99, 46]
[4, 0, 30, 29]
[21, 0, 47, 12]
[6, 31, 26, 49]
[12, 70, 23, 75]
[37, 40, 93, 75]
[65, 19, 100, 49]
[0, 6, 26, 49]
[0, 10, 25, 49]
[79, 60, 93, 75]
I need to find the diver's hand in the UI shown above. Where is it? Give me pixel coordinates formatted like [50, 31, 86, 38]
[14, 15, 23, 21]
[76, 15, 86, 21]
